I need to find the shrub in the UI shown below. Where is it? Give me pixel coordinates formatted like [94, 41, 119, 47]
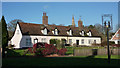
[58, 48, 67, 55]
[27, 43, 67, 56]
[101, 41, 115, 46]
[41, 44, 58, 56]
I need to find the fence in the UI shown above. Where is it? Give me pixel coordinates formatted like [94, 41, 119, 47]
[74, 48, 120, 56]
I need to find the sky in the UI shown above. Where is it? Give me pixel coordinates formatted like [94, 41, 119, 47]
[2, 2, 118, 31]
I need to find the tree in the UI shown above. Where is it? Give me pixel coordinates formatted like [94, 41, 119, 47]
[7, 19, 23, 38]
[88, 25, 95, 29]
[2, 16, 8, 57]
[0, 20, 1, 48]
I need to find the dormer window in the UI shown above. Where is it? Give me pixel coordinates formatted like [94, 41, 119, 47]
[54, 29, 58, 35]
[52, 28, 58, 35]
[69, 29, 72, 35]
[41, 28, 47, 35]
[67, 28, 72, 35]
[80, 30, 84, 36]
[44, 28, 47, 35]
[87, 30, 92, 36]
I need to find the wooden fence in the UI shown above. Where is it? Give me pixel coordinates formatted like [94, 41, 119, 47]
[74, 48, 120, 56]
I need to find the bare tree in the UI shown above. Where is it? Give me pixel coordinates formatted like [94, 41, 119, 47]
[7, 19, 23, 38]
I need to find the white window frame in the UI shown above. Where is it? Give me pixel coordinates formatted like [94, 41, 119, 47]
[69, 30, 72, 35]
[81, 39, 84, 44]
[69, 39, 72, 44]
[41, 38, 46, 42]
[17, 30, 19, 34]
[26, 38, 31, 46]
[54, 29, 58, 35]
[43, 28, 47, 35]
[88, 39, 91, 44]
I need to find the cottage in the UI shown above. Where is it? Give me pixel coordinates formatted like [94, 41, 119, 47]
[10, 12, 101, 48]
[110, 28, 120, 44]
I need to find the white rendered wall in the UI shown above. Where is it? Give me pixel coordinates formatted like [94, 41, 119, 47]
[20, 35, 101, 48]
[11, 24, 22, 48]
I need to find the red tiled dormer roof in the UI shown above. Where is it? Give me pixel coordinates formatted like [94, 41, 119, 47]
[18, 22, 101, 37]
[111, 28, 120, 40]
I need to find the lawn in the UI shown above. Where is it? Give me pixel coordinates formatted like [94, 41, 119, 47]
[3, 47, 120, 68]
[2, 55, 120, 68]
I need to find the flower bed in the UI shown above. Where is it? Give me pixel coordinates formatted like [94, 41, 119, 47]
[27, 43, 67, 56]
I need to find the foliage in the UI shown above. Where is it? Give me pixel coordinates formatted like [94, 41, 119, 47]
[2, 16, 8, 57]
[41, 44, 58, 56]
[58, 48, 67, 55]
[0, 20, 1, 48]
[7, 19, 23, 38]
[112, 44, 120, 47]
[7, 44, 15, 49]
[101, 41, 115, 46]
[50, 39, 57, 45]
[50, 39, 64, 49]
[27, 43, 67, 56]
[88, 25, 95, 29]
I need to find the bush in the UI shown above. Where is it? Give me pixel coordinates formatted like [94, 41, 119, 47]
[101, 41, 115, 46]
[41, 44, 58, 56]
[58, 48, 67, 55]
[27, 43, 67, 56]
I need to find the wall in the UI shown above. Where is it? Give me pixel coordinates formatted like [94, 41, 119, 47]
[11, 24, 22, 48]
[20, 35, 101, 48]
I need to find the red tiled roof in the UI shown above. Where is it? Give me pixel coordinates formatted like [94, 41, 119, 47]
[111, 28, 120, 40]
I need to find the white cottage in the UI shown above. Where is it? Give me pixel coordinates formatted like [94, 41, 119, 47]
[110, 28, 120, 44]
[10, 12, 101, 48]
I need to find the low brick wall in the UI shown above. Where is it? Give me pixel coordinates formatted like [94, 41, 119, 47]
[74, 48, 120, 56]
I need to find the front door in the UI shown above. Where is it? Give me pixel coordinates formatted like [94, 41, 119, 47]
[34, 38, 38, 44]
[76, 40, 79, 45]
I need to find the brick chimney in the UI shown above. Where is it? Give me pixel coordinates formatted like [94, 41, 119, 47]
[78, 19, 83, 27]
[42, 12, 48, 25]
[72, 16, 75, 27]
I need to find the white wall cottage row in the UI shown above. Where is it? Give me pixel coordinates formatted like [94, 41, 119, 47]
[10, 24, 101, 48]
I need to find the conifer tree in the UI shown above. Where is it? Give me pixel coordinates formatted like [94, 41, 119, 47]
[2, 16, 8, 57]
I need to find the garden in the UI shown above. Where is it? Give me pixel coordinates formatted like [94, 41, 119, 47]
[2, 39, 120, 68]
[2, 45, 120, 68]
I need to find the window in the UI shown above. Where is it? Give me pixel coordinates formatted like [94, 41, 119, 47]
[34, 38, 38, 44]
[94, 40, 96, 44]
[88, 40, 91, 44]
[87, 31, 92, 36]
[17, 30, 19, 34]
[69, 39, 72, 44]
[81, 39, 84, 44]
[80, 30, 84, 36]
[69, 30, 72, 35]
[43, 28, 47, 35]
[26, 38, 31, 46]
[116, 34, 119, 37]
[41, 38, 46, 42]
[54, 29, 58, 35]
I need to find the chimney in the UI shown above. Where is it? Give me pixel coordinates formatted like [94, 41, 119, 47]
[72, 16, 75, 27]
[78, 19, 83, 28]
[42, 12, 48, 25]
